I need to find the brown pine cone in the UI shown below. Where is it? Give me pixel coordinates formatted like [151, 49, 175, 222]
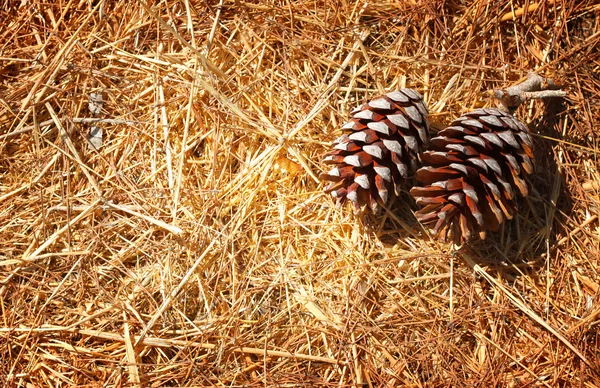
[320, 89, 429, 213]
[410, 108, 534, 243]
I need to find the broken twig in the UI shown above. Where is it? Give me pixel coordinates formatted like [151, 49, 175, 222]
[491, 71, 567, 113]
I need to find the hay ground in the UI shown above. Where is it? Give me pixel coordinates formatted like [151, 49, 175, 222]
[1, 0, 599, 386]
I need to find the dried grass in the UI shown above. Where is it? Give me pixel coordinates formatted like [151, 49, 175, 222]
[1, 0, 599, 386]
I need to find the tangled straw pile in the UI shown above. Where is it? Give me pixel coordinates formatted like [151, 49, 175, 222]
[1, 0, 599, 386]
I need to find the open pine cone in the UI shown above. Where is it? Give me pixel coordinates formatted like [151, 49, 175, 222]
[410, 108, 534, 243]
[320, 89, 429, 213]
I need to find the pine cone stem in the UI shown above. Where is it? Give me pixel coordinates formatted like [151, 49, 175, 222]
[491, 71, 567, 113]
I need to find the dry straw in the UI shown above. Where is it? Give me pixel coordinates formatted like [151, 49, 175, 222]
[1, 0, 599, 386]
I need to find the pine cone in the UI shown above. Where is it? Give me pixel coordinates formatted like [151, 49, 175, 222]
[410, 108, 535, 242]
[320, 89, 429, 213]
